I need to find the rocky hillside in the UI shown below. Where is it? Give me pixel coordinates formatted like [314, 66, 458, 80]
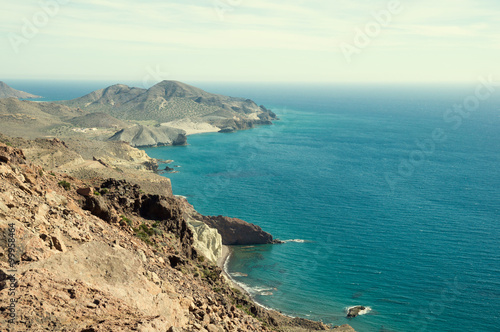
[0, 98, 84, 138]
[57, 80, 278, 131]
[0, 81, 43, 99]
[0, 140, 355, 331]
[69, 112, 129, 129]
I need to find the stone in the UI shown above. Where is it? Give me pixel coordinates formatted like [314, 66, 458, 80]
[77, 187, 94, 196]
[51, 233, 67, 252]
[206, 324, 220, 332]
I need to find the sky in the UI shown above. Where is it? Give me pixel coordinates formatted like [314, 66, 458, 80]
[1, 0, 499, 83]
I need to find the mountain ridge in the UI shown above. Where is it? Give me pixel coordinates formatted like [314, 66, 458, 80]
[0, 81, 43, 99]
[57, 80, 277, 125]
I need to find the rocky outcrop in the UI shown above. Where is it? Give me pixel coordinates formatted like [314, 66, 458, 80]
[346, 305, 369, 318]
[0, 143, 26, 165]
[108, 124, 187, 147]
[202, 215, 277, 245]
[82, 178, 195, 258]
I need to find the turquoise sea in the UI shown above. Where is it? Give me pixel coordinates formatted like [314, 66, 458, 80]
[9, 81, 500, 331]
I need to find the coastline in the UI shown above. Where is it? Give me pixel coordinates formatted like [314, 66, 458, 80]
[217, 244, 292, 316]
[217, 245, 248, 296]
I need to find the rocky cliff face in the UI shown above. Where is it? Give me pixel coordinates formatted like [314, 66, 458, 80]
[187, 218, 223, 265]
[202, 215, 277, 245]
[0, 141, 355, 332]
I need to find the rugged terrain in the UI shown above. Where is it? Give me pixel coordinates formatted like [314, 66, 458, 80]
[0, 138, 355, 331]
[0, 80, 278, 148]
[57, 80, 277, 125]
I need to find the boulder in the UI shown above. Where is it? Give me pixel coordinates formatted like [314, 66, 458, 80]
[82, 195, 116, 223]
[77, 187, 94, 197]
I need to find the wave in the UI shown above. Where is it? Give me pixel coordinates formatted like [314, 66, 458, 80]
[282, 239, 310, 243]
[230, 272, 248, 277]
[253, 286, 274, 293]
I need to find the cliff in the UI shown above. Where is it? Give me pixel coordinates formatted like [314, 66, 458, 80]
[0, 140, 355, 331]
[202, 215, 278, 245]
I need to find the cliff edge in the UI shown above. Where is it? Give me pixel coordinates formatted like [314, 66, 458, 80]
[0, 140, 355, 331]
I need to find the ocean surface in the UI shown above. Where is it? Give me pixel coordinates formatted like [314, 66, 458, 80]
[10, 81, 500, 331]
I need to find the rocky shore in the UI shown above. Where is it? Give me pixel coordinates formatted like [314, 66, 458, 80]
[0, 138, 356, 331]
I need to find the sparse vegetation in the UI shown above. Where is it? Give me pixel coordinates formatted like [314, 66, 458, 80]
[100, 188, 108, 195]
[58, 180, 71, 191]
[201, 268, 218, 282]
[131, 222, 164, 246]
[236, 304, 257, 318]
[120, 215, 132, 226]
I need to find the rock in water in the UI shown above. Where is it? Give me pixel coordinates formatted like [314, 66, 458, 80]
[347, 306, 366, 318]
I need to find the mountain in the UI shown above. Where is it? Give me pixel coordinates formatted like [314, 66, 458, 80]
[57, 80, 277, 130]
[0, 81, 43, 99]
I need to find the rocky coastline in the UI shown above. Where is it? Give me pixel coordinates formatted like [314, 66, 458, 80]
[0, 137, 356, 331]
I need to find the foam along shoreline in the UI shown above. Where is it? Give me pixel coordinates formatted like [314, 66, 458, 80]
[217, 245, 295, 317]
[217, 245, 248, 297]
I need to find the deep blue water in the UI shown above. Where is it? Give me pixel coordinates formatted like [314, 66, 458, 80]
[8, 81, 500, 331]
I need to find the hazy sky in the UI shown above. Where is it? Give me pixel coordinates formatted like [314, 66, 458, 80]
[2, 0, 499, 82]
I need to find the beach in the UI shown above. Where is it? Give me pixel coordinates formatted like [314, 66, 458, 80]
[217, 244, 231, 269]
[161, 119, 221, 136]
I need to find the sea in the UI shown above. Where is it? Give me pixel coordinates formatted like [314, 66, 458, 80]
[8, 80, 500, 332]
